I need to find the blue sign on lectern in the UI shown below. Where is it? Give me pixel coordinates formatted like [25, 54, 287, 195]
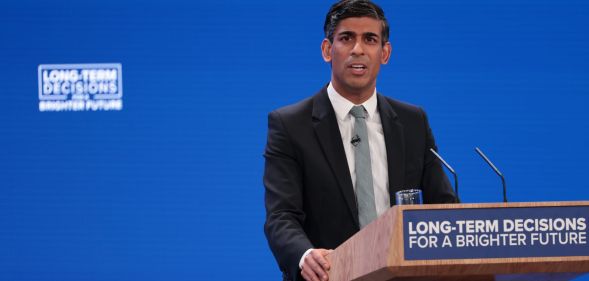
[403, 206, 589, 260]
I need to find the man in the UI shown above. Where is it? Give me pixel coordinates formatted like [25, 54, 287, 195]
[263, 1, 457, 280]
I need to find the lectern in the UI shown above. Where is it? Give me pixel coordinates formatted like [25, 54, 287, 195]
[326, 201, 589, 281]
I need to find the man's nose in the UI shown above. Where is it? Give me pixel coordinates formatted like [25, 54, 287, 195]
[351, 41, 365, 56]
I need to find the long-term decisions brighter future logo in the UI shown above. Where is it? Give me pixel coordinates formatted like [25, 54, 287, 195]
[38, 63, 123, 112]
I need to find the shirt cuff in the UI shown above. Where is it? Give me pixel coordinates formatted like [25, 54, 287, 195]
[299, 248, 314, 269]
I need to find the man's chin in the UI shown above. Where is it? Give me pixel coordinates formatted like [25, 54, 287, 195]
[343, 81, 375, 93]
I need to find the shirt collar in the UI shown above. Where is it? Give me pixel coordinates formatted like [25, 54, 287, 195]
[327, 82, 378, 121]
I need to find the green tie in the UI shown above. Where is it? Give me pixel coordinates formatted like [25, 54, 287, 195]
[349, 105, 377, 228]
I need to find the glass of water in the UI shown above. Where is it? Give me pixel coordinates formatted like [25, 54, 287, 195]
[395, 189, 423, 205]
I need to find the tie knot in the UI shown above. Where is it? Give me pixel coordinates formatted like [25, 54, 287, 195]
[349, 105, 366, 119]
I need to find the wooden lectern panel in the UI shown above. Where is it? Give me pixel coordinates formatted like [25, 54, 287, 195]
[327, 204, 399, 281]
[326, 201, 589, 281]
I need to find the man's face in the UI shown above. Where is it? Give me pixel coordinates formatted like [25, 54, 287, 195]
[322, 17, 391, 98]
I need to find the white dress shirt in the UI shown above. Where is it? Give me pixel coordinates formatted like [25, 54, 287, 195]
[326, 83, 390, 216]
[299, 83, 390, 269]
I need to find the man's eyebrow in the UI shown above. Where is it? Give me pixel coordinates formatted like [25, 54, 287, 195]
[336, 31, 380, 39]
[363, 32, 380, 38]
[336, 31, 356, 37]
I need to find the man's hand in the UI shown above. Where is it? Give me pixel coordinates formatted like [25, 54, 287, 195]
[301, 249, 333, 281]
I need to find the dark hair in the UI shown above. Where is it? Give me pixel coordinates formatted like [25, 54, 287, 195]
[324, 0, 389, 45]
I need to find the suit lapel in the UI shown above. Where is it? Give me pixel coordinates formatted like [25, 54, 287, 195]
[312, 88, 359, 228]
[377, 94, 406, 206]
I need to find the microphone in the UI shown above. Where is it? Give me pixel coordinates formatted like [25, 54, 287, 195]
[475, 147, 508, 203]
[429, 148, 460, 203]
[351, 134, 361, 147]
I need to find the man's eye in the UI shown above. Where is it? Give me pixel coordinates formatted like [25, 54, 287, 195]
[340, 36, 351, 41]
[366, 37, 378, 44]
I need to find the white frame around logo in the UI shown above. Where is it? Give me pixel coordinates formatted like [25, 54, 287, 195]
[37, 63, 123, 101]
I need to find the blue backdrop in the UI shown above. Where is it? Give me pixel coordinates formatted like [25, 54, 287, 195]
[1, 0, 588, 280]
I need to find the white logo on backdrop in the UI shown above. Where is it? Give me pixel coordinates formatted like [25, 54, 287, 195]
[38, 63, 123, 112]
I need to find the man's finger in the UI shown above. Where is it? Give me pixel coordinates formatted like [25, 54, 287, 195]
[301, 269, 313, 281]
[312, 250, 331, 271]
[302, 265, 321, 281]
[306, 254, 328, 278]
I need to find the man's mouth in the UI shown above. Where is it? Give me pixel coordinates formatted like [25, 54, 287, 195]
[349, 64, 367, 75]
[349, 64, 367, 70]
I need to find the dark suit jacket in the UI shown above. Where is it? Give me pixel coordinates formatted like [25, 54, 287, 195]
[263, 86, 457, 281]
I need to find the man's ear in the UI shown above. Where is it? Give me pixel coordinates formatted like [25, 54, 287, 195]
[381, 41, 392, 64]
[321, 39, 333, 62]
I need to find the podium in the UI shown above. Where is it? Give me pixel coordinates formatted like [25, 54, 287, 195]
[326, 201, 589, 281]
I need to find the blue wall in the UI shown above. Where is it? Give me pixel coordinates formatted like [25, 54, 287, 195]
[1, 0, 588, 280]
